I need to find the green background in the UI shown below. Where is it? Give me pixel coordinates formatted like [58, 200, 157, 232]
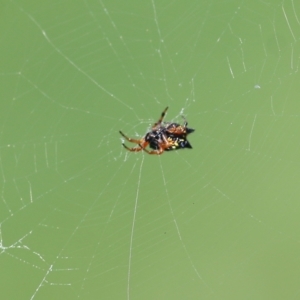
[1, 1, 300, 299]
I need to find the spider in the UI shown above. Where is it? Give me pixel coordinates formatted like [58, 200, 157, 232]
[119, 107, 195, 155]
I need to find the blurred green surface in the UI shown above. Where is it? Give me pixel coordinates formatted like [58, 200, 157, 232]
[1, 0, 300, 299]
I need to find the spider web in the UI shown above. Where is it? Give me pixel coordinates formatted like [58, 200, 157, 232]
[1, 0, 300, 299]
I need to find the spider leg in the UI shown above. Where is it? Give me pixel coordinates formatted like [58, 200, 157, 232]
[138, 144, 164, 155]
[122, 143, 143, 152]
[152, 106, 169, 129]
[121, 139, 149, 153]
[119, 131, 142, 144]
[181, 115, 187, 128]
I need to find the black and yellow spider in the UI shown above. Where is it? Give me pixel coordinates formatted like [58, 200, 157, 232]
[119, 107, 195, 155]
